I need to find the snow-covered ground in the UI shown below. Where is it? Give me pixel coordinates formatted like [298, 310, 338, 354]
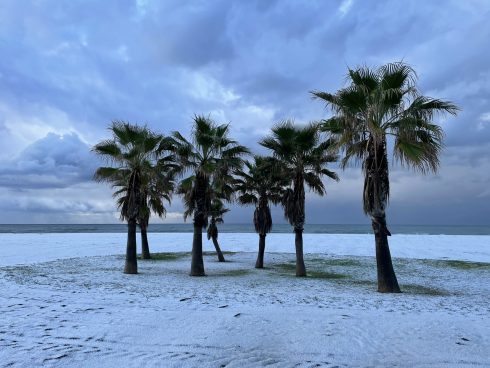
[1, 233, 489, 367]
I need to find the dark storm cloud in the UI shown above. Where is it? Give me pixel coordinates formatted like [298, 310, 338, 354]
[0, 0, 489, 224]
[144, 1, 235, 67]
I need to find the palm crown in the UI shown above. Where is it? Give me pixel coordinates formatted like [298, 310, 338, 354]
[93, 122, 167, 222]
[171, 115, 249, 226]
[312, 62, 458, 215]
[235, 156, 285, 235]
[312, 63, 458, 170]
[260, 120, 338, 229]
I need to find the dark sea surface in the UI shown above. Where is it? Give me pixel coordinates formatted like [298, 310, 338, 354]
[0, 223, 489, 235]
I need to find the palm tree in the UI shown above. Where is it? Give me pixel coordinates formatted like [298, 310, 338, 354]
[108, 148, 176, 260]
[137, 153, 176, 259]
[102, 138, 176, 261]
[93, 122, 164, 274]
[172, 115, 249, 276]
[312, 62, 459, 292]
[207, 199, 229, 262]
[235, 156, 285, 268]
[260, 121, 338, 276]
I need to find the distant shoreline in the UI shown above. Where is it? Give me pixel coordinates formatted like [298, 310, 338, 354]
[1, 223, 490, 235]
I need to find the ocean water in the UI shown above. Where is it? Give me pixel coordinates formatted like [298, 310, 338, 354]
[0, 223, 489, 235]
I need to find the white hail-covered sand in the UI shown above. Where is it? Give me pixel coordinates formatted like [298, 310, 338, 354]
[0, 233, 489, 367]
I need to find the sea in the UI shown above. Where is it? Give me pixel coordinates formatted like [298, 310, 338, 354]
[0, 223, 489, 235]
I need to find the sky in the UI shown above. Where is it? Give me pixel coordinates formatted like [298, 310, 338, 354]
[0, 0, 489, 225]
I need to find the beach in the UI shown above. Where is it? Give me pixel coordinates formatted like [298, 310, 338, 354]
[1, 232, 489, 367]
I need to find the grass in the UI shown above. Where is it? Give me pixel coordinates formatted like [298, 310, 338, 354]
[308, 258, 363, 267]
[308, 270, 350, 280]
[141, 252, 190, 261]
[443, 260, 490, 270]
[273, 262, 349, 280]
[350, 279, 377, 287]
[139, 251, 237, 261]
[423, 259, 490, 270]
[402, 284, 449, 296]
[216, 269, 250, 277]
[274, 262, 296, 272]
[203, 251, 237, 256]
[348, 279, 448, 295]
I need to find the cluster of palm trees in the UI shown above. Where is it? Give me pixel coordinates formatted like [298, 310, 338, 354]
[94, 62, 458, 293]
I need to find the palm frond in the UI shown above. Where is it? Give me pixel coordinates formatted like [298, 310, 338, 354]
[93, 121, 174, 223]
[93, 167, 122, 182]
[261, 121, 338, 229]
[92, 141, 122, 161]
[173, 115, 248, 225]
[312, 61, 459, 184]
[304, 172, 325, 195]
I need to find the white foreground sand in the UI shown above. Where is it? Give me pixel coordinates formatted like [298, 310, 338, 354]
[1, 233, 489, 367]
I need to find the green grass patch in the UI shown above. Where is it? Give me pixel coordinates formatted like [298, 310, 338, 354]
[203, 251, 236, 256]
[216, 269, 250, 277]
[140, 251, 236, 261]
[402, 284, 449, 296]
[274, 263, 296, 272]
[308, 270, 349, 280]
[308, 258, 363, 267]
[443, 260, 490, 270]
[350, 279, 377, 288]
[273, 263, 349, 279]
[347, 279, 448, 295]
[142, 252, 190, 261]
[423, 259, 490, 270]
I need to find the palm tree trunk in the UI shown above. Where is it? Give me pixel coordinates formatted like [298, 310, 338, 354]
[255, 234, 266, 268]
[191, 224, 205, 276]
[293, 174, 306, 277]
[212, 236, 226, 262]
[190, 174, 207, 276]
[140, 224, 151, 259]
[124, 219, 138, 274]
[294, 229, 306, 277]
[372, 215, 401, 293]
[364, 140, 400, 293]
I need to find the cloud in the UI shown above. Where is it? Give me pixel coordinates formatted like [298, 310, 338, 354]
[0, 132, 97, 189]
[145, 1, 235, 68]
[339, 0, 354, 16]
[0, 182, 117, 224]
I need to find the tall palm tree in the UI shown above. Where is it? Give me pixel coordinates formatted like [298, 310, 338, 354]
[104, 138, 176, 260]
[260, 121, 338, 276]
[93, 122, 164, 274]
[235, 156, 285, 268]
[207, 199, 229, 262]
[312, 62, 459, 292]
[172, 115, 249, 276]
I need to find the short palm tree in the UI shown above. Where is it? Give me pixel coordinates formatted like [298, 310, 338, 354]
[93, 122, 164, 274]
[172, 115, 249, 276]
[136, 153, 176, 259]
[235, 156, 285, 268]
[260, 121, 338, 276]
[207, 199, 229, 262]
[312, 62, 459, 292]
